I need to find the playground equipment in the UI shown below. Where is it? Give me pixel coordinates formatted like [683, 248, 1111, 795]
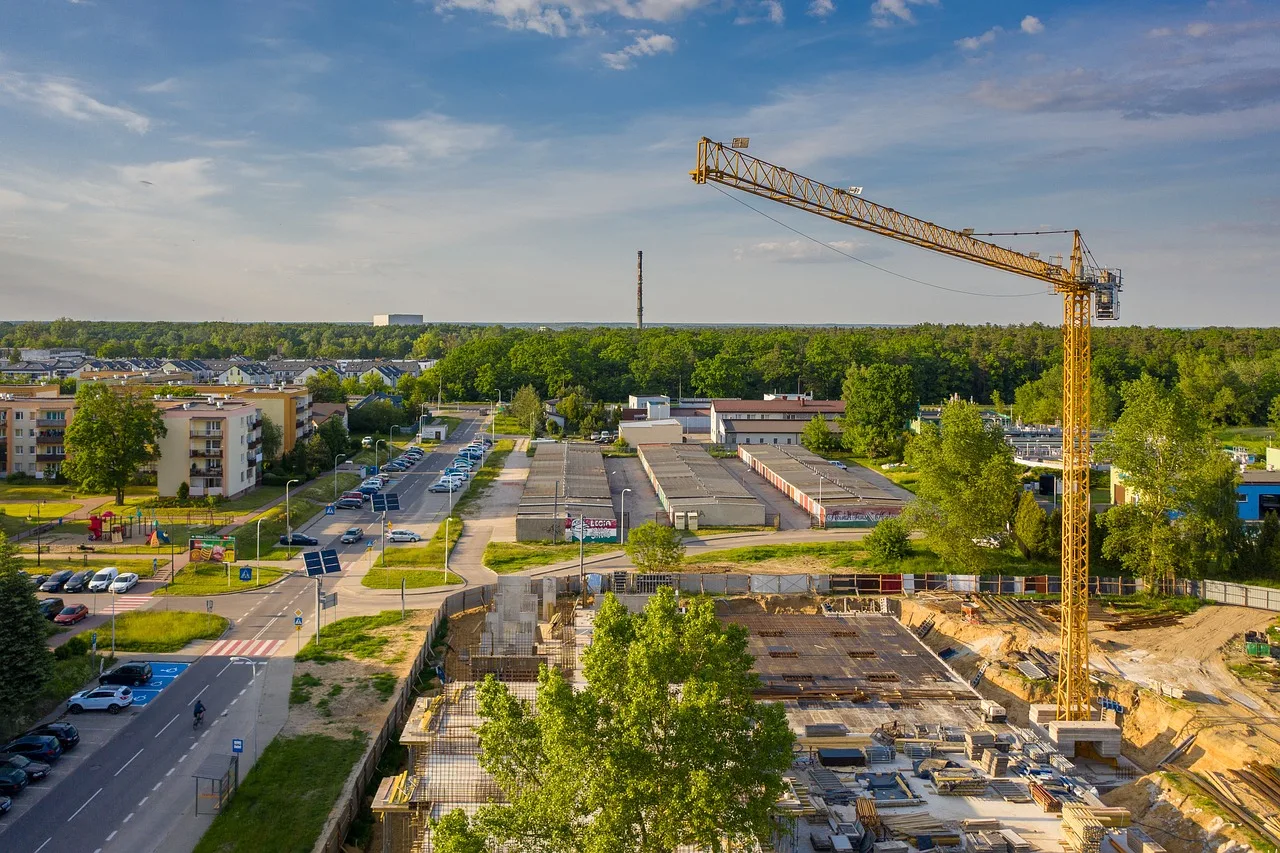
[87, 512, 135, 543]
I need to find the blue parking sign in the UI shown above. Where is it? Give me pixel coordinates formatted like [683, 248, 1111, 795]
[232, 738, 244, 754]
[239, 567, 253, 582]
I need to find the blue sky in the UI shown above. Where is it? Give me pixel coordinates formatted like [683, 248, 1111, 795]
[0, 0, 1277, 325]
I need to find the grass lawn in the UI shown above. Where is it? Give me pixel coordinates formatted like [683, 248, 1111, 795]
[492, 414, 527, 434]
[361, 568, 460, 589]
[483, 540, 618, 573]
[375, 517, 461, 569]
[0, 501, 84, 536]
[451, 439, 514, 516]
[193, 733, 366, 853]
[683, 525, 777, 537]
[1216, 426, 1274, 457]
[154, 563, 289, 596]
[218, 486, 286, 512]
[15, 556, 167, 577]
[44, 521, 224, 556]
[685, 539, 1056, 575]
[110, 611, 230, 653]
[295, 610, 408, 663]
[226, 473, 363, 560]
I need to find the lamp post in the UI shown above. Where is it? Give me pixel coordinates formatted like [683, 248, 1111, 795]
[255, 517, 264, 585]
[389, 424, 404, 463]
[35, 499, 46, 567]
[444, 517, 451, 585]
[285, 478, 300, 559]
[817, 475, 825, 529]
[333, 453, 347, 503]
[374, 439, 385, 471]
[620, 488, 631, 544]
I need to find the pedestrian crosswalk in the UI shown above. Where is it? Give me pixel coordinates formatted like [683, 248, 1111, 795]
[204, 638, 286, 658]
[101, 595, 151, 614]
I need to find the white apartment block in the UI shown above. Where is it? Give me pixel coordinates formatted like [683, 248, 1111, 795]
[156, 399, 263, 499]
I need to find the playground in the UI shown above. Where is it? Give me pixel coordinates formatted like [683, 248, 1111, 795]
[19, 504, 240, 560]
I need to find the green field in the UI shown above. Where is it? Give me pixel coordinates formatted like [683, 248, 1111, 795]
[295, 610, 408, 663]
[361, 568, 460, 589]
[483, 540, 618, 573]
[193, 734, 367, 853]
[154, 563, 289, 596]
[0, 501, 84, 536]
[374, 518, 460, 569]
[109, 611, 231, 653]
[492, 413, 527, 434]
[685, 539, 1056, 575]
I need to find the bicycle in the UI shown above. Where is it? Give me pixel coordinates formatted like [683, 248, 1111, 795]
[193, 710, 205, 729]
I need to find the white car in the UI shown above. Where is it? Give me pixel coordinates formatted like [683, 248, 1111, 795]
[67, 685, 133, 715]
[387, 529, 421, 543]
[109, 573, 139, 593]
[87, 567, 119, 592]
[828, 460, 848, 470]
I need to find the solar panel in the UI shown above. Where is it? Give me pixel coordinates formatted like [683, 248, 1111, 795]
[370, 493, 401, 512]
[320, 549, 342, 574]
[303, 551, 324, 577]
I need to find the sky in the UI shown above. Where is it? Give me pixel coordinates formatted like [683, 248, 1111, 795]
[0, 0, 1277, 326]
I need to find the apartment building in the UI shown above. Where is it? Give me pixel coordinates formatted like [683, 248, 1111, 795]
[154, 399, 262, 499]
[156, 386, 314, 455]
[0, 393, 78, 479]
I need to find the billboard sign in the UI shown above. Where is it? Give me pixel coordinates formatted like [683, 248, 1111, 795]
[825, 506, 903, 528]
[565, 517, 618, 542]
[188, 535, 236, 563]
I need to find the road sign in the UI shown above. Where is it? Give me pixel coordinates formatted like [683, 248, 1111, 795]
[325, 504, 336, 516]
[294, 615, 304, 627]
[320, 549, 342, 574]
[321, 592, 337, 609]
[206, 600, 214, 614]
[232, 738, 244, 754]
[367, 541, 373, 550]
[90, 632, 97, 649]
[303, 551, 324, 577]
[294, 608, 303, 617]
[239, 567, 253, 582]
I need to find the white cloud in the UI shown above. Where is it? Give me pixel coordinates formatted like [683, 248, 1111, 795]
[1021, 15, 1044, 35]
[435, 0, 711, 36]
[956, 27, 1000, 50]
[140, 77, 181, 94]
[1186, 22, 1213, 38]
[115, 159, 226, 204]
[869, 0, 937, 27]
[602, 33, 677, 69]
[0, 68, 150, 133]
[808, 0, 834, 17]
[735, 238, 875, 263]
[1148, 27, 1174, 38]
[339, 113, 506, 169]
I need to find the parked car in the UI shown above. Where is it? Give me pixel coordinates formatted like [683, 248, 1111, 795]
[279, 533, 319, 546]
[443, 467, 470, 480]
[67, 686, 133, 715]
[1, 735, 62, 764]
[404, 448, 424, 458]
[54, 604, 90, 625]
[87, 567, 119, 592]
[0, 767, 27, 796]
[63, 570, 95, 593]
[380, 464, 403, 475]
[39, 570, 75, 592]
[109, 573, 139, 593]
[356, 483, 380, 496]
[37, 598, 65, 620]
[0, 794, 11, 814]
[2, 754, 49, 782]
[27, 574, 48, 588]
[450, 458, 475, 469]
[387, 529, 421, 543]
[427, 481, 454, 493]
[335, 497, 364, 510]
[25, 723, 79, 751]
[99, 662, 152, 687]
[340, 527, 363, 544]
[828, 460, 848, 470]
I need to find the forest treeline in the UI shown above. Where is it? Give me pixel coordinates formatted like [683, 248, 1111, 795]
[7, 320, 1280, 426]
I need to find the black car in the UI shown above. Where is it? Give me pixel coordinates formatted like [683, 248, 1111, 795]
[1, 735, 62, 764]
[279, 533, 319, 546]
[25, 723, 78, 751]
[28, 574, 48, 588]
[63, 569, 96, 593]
[99, 662, 153, 687]
[335, 497, 364, 510]
[39, 570, 75, 592]
[0, 768, 27, 796]
[37, 598, 65, 621]
[2, 755, 49, 782]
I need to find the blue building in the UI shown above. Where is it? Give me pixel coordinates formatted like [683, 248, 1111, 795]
[1237, 470, 1280, 522]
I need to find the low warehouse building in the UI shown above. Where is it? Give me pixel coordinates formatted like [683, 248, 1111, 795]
[739, 444, 908, 527]
[637, 443, 766, 528]
[516, 441, 617, 542]
[618, 418, 684, 446]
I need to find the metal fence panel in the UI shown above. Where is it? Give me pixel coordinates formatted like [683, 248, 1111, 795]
[725, 574, 750, 595]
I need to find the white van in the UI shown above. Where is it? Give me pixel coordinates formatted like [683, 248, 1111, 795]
[88, 567, 120, 592]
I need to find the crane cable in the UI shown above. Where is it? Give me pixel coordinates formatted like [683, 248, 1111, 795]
[710, 184, 1044, 299]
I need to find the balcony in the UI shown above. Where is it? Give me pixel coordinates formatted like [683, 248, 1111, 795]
[189, 449, 223, 459]
[190, 429, 224, 438]
[250, 419, 262, 430]
[36, 432, 64, 444]
[36, 452, 65, 463]
[247, 437, 262, 449]
[295, 419, 306, 428]
[35, 417, 67, 427]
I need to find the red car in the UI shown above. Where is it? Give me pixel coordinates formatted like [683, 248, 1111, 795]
[54, 604, 89, 625]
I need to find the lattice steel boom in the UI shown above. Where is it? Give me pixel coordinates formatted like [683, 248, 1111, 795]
[692, 137, 1121, 720]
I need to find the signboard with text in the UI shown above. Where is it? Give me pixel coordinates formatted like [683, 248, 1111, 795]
[188, 535, 236, 563]
[565, 517, 618, 543]
[824, 505, 903, 528]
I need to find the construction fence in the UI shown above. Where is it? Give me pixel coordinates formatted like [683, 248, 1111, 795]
[602, 571, 1143, 598]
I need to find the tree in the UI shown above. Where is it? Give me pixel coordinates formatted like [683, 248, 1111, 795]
[558, 392, 589, 433]
[511, 385, 544, 437]
[904, 400, 1020, 572]
[435, 589, 795, 853]
[305, 370, 345, 404]
[316, 417, 349, 464]
[1010, 491, 1049, 560]
[62, 385, 166, 505]
[177, 481, 190, 502]
[1097, 375, 1241, 586]
[624, 521, 685, 572]
[864, 516, 911, 563]
[431, 810, 488, 853]
[260, 415, 283, 464]
[841, 362, 915, 460]
[801, 414, 839, 454]
[0, 535, 54, 737]
[1269, 395, 1280, 435]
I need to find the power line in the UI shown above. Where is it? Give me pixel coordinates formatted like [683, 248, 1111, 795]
[710, 185, 1044, 300]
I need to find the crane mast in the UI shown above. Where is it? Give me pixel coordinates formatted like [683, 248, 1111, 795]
[692, 137, 1121, 721]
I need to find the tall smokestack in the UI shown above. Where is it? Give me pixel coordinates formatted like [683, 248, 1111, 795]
[636, 250, 644, 330]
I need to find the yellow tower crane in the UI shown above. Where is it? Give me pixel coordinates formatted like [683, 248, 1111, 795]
[692, 137, 1121, 720]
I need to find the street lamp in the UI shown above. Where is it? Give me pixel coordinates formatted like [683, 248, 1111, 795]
[817, 475, 826, 529]
[255, 517, 265, 585]
[374, 439, 387, 471]
[389, 424, 404, 462]
[333, 453, 347, 503]
[35, 499, 46, 567]
[229, 656, 263, 760]
[285, 478, 300, 558]
[620, 488, 632, 544]
[444, 516, 452, 585]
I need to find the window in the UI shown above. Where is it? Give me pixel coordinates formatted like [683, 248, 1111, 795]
[1238, 492, 1249, 503]
[14, 412, 22, 419]
[15, 446, 22, 454]
[785, 438, 792, 444]
[773, 438, 778, 444]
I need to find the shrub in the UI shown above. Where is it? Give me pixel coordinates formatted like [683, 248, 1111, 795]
[177, 481, 190, 501]
[54, 635, 90, 661]
[5, 471, 34, 484]
[261, 472, 288, 487]
[865, 516, 912, 563]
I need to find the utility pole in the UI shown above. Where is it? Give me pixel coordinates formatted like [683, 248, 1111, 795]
[636, 250, 644, 331]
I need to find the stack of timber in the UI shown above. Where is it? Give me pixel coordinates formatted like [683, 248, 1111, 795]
[1063, 806, 1131, 853]
[1030, 781, 1062, 813]
[854, 797, 881, 834]
[981, 749, 1010, 777]
[965, 731, 996, 760]
[989, 779, 1032, 802]
[1105, 612, 1183, 631]
[931, 767, 988, 796]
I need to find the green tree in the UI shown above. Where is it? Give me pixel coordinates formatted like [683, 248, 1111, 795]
[511, 385, 544, 437]
[0, 535, 54, 737]
[864, 516, 911, 563]
[904, 400, 1020, 572]
[305, 370, 345, 404]
[800, 414, 838, 453]
[436, 589, 795, 853]
[340, 377, 364, 398]
[62, 385, 167, 505]
[260, 415, 283, 464]
[1269, 395, 1280, 435]
[558, 392, 589, 433]
[315, 417, 349, 465]
[624, 521, 685, 572]
[1010, 491, 1049, 560]
[1097, 375, 1241, 586]
[841, 362, 915, 459]
[177, 481, 190, 502]
[431, 810, 488, 853]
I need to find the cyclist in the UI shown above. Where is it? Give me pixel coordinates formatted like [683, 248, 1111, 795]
[193, 700, 206, 727]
